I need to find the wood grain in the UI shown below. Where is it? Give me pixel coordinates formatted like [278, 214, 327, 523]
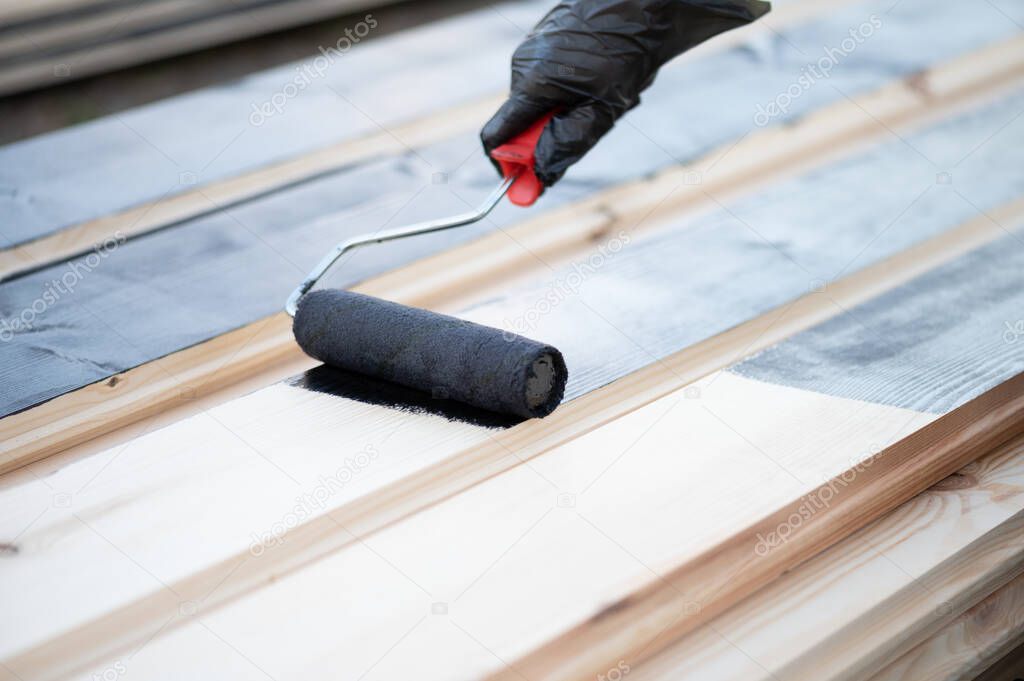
[0, 0, 847, 279]
[3, 34, 1022, 472]
[51, 369, 1023, 680]
[628, 435, 1024, 680]
[971, 638, 1024, 681]
[0, 0, 1012, 248]
[0, 95, 504, 282]
[869, 572, 1024, 681]
[731, 234, 1024, 413]
[0, 0, 410, 96]
[2, 222, 1022, 680]
[0, 0, 547, 247]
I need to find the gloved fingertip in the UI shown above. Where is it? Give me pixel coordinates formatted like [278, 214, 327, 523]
[481, 96, 549, 153]
[533, 103, 617, 187]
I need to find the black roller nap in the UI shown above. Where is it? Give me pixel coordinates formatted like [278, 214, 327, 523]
[292, 290, 568, 418]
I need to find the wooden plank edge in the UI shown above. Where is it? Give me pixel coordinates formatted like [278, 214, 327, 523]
[629, 434, 1024, 681]
[970, 635, 1024, 681]
[0, 0, 218, 61]
[491, 374, 1024, 681]
[868, 570, 1024, 681]
[0, 0, 404, 96]
[8, 198, 1024, 681]
[0, 0, 111, 26]
[816, 513, 1024, 680]
[1, 37, 1021, 473]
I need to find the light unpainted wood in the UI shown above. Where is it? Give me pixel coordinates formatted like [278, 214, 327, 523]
[869, 572, 1024, 681]
[629, 436, 1024, 680]
[485, 381, 1024, 681]
[49, 373, 1023, 681]
[971, 638, 1024, 681]
[3, 37, 1021, 474]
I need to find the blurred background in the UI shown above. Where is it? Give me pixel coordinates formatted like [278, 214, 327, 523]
[0, 0, 495, 143]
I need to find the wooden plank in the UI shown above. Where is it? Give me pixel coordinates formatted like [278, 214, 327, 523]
[0, 0, 1010, 250]
[0, 0, 413, 95]
[47, 235, 1024, 681]
[0, 94, 503, 282]
[3, 34, 1022, 471]
[0, 0, 549, 248]
[480, 239, 1024, 681]
[2, 200, 1022, 680]
[0, 0, 239, 61]
[970, 639, 1024, 681]
[628, 436, 1024, 680]
[869, 572, 1024, 681]
[0, 0, 841, 280]
[0, 0, 111, 25]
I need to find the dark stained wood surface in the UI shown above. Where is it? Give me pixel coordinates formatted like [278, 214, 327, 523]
[0, 0, 1021, 418]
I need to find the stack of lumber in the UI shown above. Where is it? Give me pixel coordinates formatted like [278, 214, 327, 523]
[0, 0, 400, 95]
[1, 0, 1023, 678]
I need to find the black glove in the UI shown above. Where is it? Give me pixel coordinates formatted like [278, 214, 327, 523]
[481, 0, 770, 188]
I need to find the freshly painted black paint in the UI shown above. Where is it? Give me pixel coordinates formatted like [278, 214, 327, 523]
[288, 364, 524, 429]
[730, 234, 1024, 414]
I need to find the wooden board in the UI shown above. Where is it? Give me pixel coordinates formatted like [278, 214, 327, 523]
[869, 572, 1024, 681]
[0, 0, 847, 279]
[0, 0, 411, 96]
[0, 0, 545, 248]
[0, 0, 260, 61]
[3, 33, 1023, 472]
[34, 287, 1021, 680]
[1, 4, 1022, 678]
[970, 639, 1024, 681]
[629, 435, 1024, 680]
[0, 0, 157, 24]
[2, 205, 1022, 679]
[0, 0, 1011, 250]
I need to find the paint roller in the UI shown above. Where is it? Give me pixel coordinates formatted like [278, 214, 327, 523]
[286, 114, 568, 419]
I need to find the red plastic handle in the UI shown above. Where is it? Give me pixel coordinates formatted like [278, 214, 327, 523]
[490, 112, 555, 207]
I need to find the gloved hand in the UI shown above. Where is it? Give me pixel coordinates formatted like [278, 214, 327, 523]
[481, 0, 770, 188]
